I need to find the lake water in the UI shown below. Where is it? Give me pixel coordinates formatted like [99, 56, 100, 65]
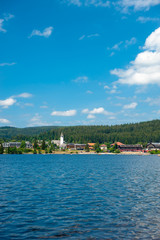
[1, 154, 160, 239]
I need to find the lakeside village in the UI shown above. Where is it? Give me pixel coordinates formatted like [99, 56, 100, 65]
[0, 133, 160, 155]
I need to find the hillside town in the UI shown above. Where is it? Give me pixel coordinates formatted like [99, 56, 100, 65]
[0, 133, 160, 155]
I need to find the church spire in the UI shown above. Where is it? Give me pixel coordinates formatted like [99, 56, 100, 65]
[60, 132, 64, 146]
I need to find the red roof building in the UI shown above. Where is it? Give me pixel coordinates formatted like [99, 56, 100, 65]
[111, 142, 124, 146]
[88, 143, 95, 150]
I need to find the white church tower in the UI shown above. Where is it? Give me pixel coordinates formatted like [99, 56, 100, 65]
[60, 132, 64, 147]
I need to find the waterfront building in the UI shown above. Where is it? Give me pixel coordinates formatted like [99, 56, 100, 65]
[2, 142, 21, 148]
[111, 142, 124, 147]
[67, 143, 86, 150]
[88, 143, 95, 150]
[146, 143, 160, 150]
[118, 144, 143, 152]
[66, 143, 75, 150]
[25, 141, 33, 149]
[100, 144, 107, 151]
[2, 141, 33, 149]
[75, 144, 86, 150]
[51, 133, 66, 149]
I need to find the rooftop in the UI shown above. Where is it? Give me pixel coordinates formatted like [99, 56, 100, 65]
[88, 143, 95, 146]
[111, 142, 124, 146]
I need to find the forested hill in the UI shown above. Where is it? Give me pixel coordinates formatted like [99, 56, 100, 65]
[0, 126, 58, 139]
[1, 119, 160, 144]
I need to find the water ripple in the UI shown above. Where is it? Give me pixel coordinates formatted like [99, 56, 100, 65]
[1, 154, 160, 239]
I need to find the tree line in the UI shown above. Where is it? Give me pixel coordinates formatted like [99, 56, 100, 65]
[1, 119, 160, 144]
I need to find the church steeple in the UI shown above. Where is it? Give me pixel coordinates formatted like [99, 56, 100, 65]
[60, 132, 64, 146]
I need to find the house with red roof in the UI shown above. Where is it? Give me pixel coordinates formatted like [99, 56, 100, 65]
[111, 142, 124, 146]
[100, 144, 107, 151]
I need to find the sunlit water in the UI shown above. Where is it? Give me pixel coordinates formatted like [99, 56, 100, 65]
[1, 154, 160, 239]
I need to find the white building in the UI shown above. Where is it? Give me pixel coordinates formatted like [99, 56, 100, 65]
[25, 141, 33, 149]
[51, 133, 66, 149]
[2, 141, 33, 149]
[60, 132, 64, 146]
[100, 144, 107, 151]
[2, 142, 21, 148]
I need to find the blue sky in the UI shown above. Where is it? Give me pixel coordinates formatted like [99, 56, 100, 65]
[0, 0, 160, 127]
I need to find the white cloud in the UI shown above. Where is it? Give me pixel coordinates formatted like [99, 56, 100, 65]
[116, 96, 126, 100]
[90, 107, 105, 114]
[0, 118, 10, 124]
[104, 85, 110, 89]
[135, 86, 147, 94]
[82, 108, 89, 113]
[119, 0, 160, 12]
[113, 41, 123, 50]
[40, 105, 48, 109]
[87, 114, 96, 119]
[108, 37, 136, 54]
[106, 85, 118, 94]
[79, 33, 100, 40]
[3, 93, 33, 109]
[0, 19, 6, 32]
[0, 13, 14, 33]
[137, 16, 160, 23]
[111, 27, 160, 85]
[66, 0, 110, 7]
[53, 121, 62, 124]
[24, 103, 34, 107]
[4, 13, 14, 21]
[86, 90, 93, 94]
[0, 98, 16, 108]
[0, 62, 16, 66]
[65, 0, 160, 11]
[110, 89, 117, 94]
[110, 52, 115, 57]
[114, 103, 122, 106]
[67, 0, 82, 6]
[31, 114, 41, 122]
[86, 0, 110, 7]
[109, 116, 116, 120]
[144, 97, 160, 106]
[29, 26, 53, 38]
[15, 93, 33, 98]
[144, 28, 160, 51]
[51, 109, 77, 116]
[125, 37, 137, 47]
[72, 76, 88, 83]
[123, 102, 138, 109]
[82, 107, 113, 116]
[108, 41, 123, 51]
[87, 33, 100, 38]
[29, 113, 51, 126]
[79, 35, 85, 40]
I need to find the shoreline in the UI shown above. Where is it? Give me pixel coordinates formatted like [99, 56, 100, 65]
[1, 151, 153, 156]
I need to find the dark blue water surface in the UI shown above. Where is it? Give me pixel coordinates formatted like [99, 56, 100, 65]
[1, 154, 160, 239]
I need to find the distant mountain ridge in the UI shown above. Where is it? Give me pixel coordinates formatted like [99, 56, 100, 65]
[1, 119, 160, 144]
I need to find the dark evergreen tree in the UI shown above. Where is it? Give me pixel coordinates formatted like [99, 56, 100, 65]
[20, 140, 26, 149]
[85, 144, 90, 152]
[33, 149, 37, 154]
[49, 147, 52, 153]
[94, 142, 101, 153]
[41, 140, 46, 150]
[0, 144, 4, 154]
[33, 139, 38, 149]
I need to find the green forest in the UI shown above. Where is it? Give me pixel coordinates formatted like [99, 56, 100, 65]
[1, 119, 160, 144]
